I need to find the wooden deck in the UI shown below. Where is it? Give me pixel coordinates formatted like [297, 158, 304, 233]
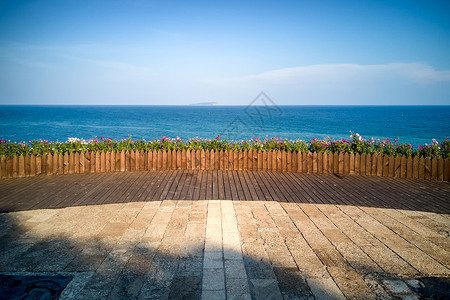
[0, 170, 448, 213]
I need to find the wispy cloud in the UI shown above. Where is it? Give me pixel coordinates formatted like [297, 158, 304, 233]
[223, 63, 450, 85]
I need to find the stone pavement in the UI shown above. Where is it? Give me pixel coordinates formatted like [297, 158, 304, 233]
[0, 199, 449, 299]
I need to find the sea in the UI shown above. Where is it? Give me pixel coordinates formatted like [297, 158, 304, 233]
[0, 105, 449, 147]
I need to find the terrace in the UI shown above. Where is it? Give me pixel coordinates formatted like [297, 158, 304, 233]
[0, 170, 449, 299]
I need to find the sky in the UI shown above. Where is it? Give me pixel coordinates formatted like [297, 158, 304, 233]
[0, 0, 449, 105]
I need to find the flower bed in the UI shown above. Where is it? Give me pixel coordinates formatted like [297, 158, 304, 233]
[1, 134, 449, 181]
[1, 133, 449, 160]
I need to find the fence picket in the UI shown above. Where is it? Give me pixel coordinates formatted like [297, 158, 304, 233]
[431, 158, 438, 180]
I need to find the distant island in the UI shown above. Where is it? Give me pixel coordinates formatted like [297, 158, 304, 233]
[189, 102, 219, 106]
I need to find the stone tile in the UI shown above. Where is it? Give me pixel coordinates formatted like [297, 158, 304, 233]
[226, 278, 251, 300]
[225, 259, 247, 279]
[168, 275, 201, 300]
[201, 289, 226, 300]
[203, 251, 223, 269]
[249, 278, 283, 300]
[306, 276, 346, 300]
[202, 268, 225, 291]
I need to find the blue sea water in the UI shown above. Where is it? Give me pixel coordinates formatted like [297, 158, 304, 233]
[0, 105, 449, 147]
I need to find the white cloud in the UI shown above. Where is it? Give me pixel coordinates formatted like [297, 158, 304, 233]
[224, 63, 450, 85]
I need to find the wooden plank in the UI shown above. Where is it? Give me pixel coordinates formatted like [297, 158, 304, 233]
[394, 156, 401, 178]
[51, 154, 58, 175]
[388, 156, 394, 177]
[252, 150, 258, 171]
[69, 152, 74, 174]
[233, 151, 238, 170]
[376, 155, 383, 177]
[445, 159, 450, 182]
[179, 149, 184, 170]
[163, 150, 172, 170]
[400, 156, 407, 178]
[333, 153, 338, 174]
[302, 152, 307, 173]
[169, 149, 174, 170]
[105, 151, 110, 172]
[424, 158, 431, 180]
[96, 152, 101, 173]
[276, 151, 282, 172]
[18, 155, 25, 178]
[280, 151, 286, 172]
[79, 152, 85, 174]
[35, 155, 42, 176]
[218, 150, 223, 170]
[371, 154, 377, 176]
[431, 158, 438, 180]
[312, 152, 318, 173]
[418, 157, 425, 180]
[100, 152, 106, 173]
[258, 151, 263, 171]
[382, 156, 389, 177]
[328, 152, 333, 174]
[159, 150, 164, 170]
[321, 152, 327, 174]
[145, 151, 151, 171]
[354, 153, 360, 175]
[0, 156, 4, 179]
[286, 151, 292, 172]
[247, 150, 252, 170]
[201, 150, 206, 170]
[90, 152, 96, 173]
[228, 150, 233, 170]
[6, 157, 13, 178]
[214, 150, 220, 170]
[360, 154, 366, 176]
[406, 156, 412, 178]
[195, 150, 200, 170]
[24, 155, 31, 177]
[365, 154, 371, 176]
[339, 153, 344, 175]
[120, 151, 125, 171]
[291, 151, 297, 172]
[110, 152, 116, 172]
[211, 150, 216, 170]
[160, 150, 165, 170]
[238, 151, 243, 170]
[295, 152, 301, 173]
[317, 152, 322, 174]
[308, 152, 314, 173]
[30, 155, 36, 176]
[221, 150, 228, 171]
[46, 154, 52, 175]
[273, 151, 278, 171]
[73, 152, 79, 173]
[437, 159, 444, 181]
[150, 150, 155, 170]
[348, 153, 354, 175]
[203, 150, 209, 170]
[343, 153, 349, 175]
[63, 153, 69, 174]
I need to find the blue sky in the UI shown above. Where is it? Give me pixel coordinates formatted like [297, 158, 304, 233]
[1, 0, 449, 105]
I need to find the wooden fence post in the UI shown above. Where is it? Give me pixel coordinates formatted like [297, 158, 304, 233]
[437, 159, 444, 181]
[424, 158, 431, 180]
[376, 155, 383, 177]
[400, 156, 406, 178]
[418, 157, 425, 180]
[30, 155, 36, 177]
[312, 152, 318, 174]
[365, 154, 371, 176]
[431, 158, 438, 180]
[445, 159, 450, 182]
[406, 157, 412, 179]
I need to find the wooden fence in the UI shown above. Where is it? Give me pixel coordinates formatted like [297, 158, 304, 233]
[1, 150, 449, 181]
